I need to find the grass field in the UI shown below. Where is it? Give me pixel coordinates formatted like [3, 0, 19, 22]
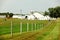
[0, 18, 49, 35]
[0, 18, 60, 40]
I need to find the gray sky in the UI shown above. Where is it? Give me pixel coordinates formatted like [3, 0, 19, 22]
[0, 0, 60, 14]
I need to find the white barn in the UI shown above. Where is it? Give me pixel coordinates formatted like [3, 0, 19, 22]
[12, 15, 25, 19]
[26, 12, 51, 20]
[33, 12, 50, 20]
[12, 15, 19, 18]
[12, 12, 51, 20]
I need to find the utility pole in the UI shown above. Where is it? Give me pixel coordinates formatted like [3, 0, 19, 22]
[20, 9, 22, 15]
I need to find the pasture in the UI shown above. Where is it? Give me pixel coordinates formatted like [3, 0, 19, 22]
[0, 18, 49, 35]
[0, 18, 60, 40]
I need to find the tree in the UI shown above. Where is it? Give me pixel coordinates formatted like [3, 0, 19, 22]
[6, 12, 14, 18]
[44, 11, 49, 16]
[55, 6, 60, 17]
[9, 13, 13, 18]
[6, 12, 10, 18]
[48, 6, 60, 18]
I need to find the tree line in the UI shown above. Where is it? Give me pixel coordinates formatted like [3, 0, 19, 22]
[0, 12, 13, 18]
[44, 6, 60, 18]
[0, 6, 60, 18]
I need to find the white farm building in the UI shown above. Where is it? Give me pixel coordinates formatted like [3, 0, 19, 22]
[12, 11, 51, 20]
[12, 15, 25, 19]
[25, 12, 50, 20]
[0, 15, 6, 18]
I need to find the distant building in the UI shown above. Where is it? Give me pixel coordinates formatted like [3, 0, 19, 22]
[32, 12, 50, 20]
[25, 11, 51, 20]
[12, 11, 51, 20]
[12, 15, 25, 19]
[12, 15, 19, 18]
[0, 15, 6, 18]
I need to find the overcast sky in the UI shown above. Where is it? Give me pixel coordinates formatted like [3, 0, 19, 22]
[0, 0, 60, 14]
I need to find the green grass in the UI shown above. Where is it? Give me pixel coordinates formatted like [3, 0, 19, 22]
[0, 18, 49, 35]
[0, 18, 59, 40]
[36, 18, 60, 40]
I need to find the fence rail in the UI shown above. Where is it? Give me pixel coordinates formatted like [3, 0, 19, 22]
[9, 21, 44, 37]
[0, 21, 45, 37]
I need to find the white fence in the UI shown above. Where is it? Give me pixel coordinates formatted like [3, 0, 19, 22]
[0, 21, 44, 37]
[11, 21, 44, 34]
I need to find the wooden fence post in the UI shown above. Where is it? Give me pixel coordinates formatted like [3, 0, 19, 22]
[35, 23, 37, 31]
[20, 22, 22, 34]
[11, 21, 13, 37]
[27, 23, 29, 32]
[31, 23, 33, 31]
